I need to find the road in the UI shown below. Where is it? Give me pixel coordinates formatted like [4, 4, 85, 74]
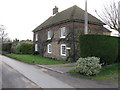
[2, 62, 39, 88]
[0, 55, 73, 88]
[0, 55, 118, 89]
[0, 60, 2, 89]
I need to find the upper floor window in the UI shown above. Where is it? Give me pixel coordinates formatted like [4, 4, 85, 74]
[60, 27, 66, 38]
[60, 44, 66, 56]
[48, 44, 52, 53]
[35, 33, 38, 41]
[48, 30, 52, 40]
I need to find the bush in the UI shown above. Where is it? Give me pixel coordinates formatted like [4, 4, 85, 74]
[118, 37, 120, 62]
[16, 42, 34, 54]
[79, 35, 118, 65]
[76, 57, 102, 76]
[2, 42, 12, 53]
[33, 51, 39, 55]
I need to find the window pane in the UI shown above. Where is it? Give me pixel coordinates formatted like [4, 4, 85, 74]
[35, 44, 38, 51]
[62, 27, 66, 36]
[60, 27, 66, 38]
[35, 34, 38, 41]
[48, 44, 52, 53]
[62, 46, 66, 54]
[48, 31, 52, 39]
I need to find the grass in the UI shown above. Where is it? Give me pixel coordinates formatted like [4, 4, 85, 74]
[5, 54, 68, 65]
[68, 63, 119, 82]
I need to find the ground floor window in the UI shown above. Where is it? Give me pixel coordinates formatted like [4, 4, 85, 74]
[35, 44, 38, 51]
[61, 44, 66, 56]
[48, 44, 52, 53]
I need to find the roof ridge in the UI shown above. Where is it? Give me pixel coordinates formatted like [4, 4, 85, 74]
[70, 5, 77, 19]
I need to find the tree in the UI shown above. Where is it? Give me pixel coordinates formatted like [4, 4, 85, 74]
[95, 1, 120, 34]
[0, 25, 8, 43]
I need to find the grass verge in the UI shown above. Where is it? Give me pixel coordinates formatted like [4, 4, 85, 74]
[5, 54, 68, 65]
[68, 63, 119, 82]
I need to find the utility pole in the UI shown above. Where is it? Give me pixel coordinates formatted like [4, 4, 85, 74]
[84, 0, 88, 34]
[118, 2, 120, 29]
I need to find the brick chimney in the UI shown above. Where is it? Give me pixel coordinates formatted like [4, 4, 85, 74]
[53, 6, 58, 15]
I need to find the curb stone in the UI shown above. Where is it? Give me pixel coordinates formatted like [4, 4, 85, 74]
[37, 65, 64, 74]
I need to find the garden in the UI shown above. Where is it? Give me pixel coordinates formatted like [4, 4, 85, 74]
[1, 35, 120, 82]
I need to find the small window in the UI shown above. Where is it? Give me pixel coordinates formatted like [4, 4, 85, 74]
[35, 44, 38, 51]
[48, 30, 52, 40]
[35, 33, 38, 41]
[60, 27, 66, 38]
[48, 44, 52, 53]
[61, 44, 66, 56]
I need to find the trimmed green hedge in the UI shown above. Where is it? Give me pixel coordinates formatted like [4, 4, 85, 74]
[118, 37, 120, 62]
[2, 42, 12, 53]
[16, 42, 34, 54]
[79, 35, 118, 65]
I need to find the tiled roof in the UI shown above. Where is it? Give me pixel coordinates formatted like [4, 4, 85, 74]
[33, 5, 105, 32]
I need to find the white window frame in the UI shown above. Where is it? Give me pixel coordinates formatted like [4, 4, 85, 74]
[48, 30, 52, 40]
[60, 44, 66, 56]
[60, 27, 66, 38]
[48, 44, 52, 53]
[35, 44, 38, 51]
[35, 33, 38, 41]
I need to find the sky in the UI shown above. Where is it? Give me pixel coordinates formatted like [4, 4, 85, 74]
[0, 0, 119, 40]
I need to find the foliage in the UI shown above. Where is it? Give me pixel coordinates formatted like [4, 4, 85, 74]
[16, 42, 34, 54]
[5, 54, 68, 65]
[33, 51, 39, 55]
[75, 57, 102, 76]
[68, 63, 119, 82]
[118, 37, 120, 62]
[2, 42, 12, 53]
[79, 35, 118, 65]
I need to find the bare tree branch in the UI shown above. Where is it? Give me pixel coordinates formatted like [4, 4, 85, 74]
[0, 25, 8, 42]
[95, 1, 120, 33]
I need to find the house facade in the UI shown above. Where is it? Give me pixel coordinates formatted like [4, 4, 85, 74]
[33, 5, 111, 61]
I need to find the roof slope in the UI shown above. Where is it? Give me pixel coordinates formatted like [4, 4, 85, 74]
[33, 5, 105, 32]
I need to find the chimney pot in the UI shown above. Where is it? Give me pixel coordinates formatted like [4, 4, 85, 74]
[53, 6, 58, 15]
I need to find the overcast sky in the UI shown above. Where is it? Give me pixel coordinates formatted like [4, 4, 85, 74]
[0, 0, 119, 40]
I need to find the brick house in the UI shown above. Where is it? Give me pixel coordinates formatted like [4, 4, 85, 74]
[33, 5, 111, 61]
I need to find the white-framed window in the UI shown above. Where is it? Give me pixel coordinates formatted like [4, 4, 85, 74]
[48, 30, 52, 40]
[48, 44, 52, 53]
[61, 44, 66, 56]
[60, 27, 66, 38]
[35, 33, 38, 41]
[35, 44, 38, 51]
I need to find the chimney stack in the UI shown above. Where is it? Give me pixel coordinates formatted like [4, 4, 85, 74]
[53, 6, 58, 15]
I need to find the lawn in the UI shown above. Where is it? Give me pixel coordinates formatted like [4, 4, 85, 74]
[5, 54, 68, 65]
[68, 63, 119, 82]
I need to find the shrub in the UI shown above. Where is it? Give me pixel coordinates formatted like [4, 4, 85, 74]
[16, 42, 34, 54]
[79, 35, 118, 65]
[33, 51, 39, 55]
[2, 42, 12, 53]
[76, 57, 102, 76]
[118, 37, 120, 62]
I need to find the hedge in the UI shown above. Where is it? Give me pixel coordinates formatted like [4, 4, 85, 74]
[16, 42, 34, 54]
[79, 35, 118, 65]
[2, 42, 12, 53]
[118, 37, 120, 62]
